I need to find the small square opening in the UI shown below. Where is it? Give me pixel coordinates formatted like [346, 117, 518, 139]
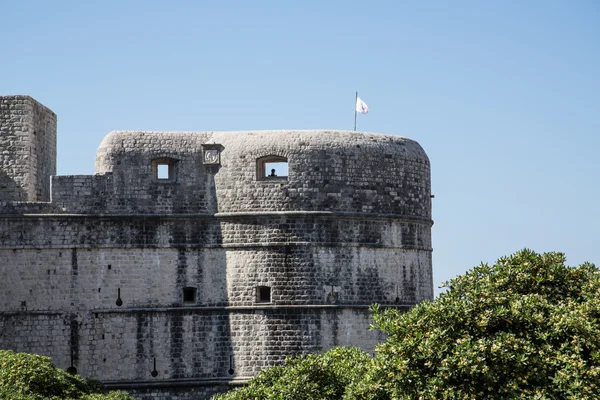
[157, 164, 170, 179]
[152, 158, 177, 181]
[182, 287, 197, 304]
[256, 286, 271, 303]
[257, 156, 288, 181]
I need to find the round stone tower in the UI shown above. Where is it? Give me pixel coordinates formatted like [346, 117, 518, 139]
[92, 130, 432, 386]
[209, 130, 433, 307]
[94, 130, 432, 306]
[0, 126, 432, 400]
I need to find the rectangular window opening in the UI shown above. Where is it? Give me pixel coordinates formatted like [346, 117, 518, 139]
[182, 287, 197, 304]
[257, 156, 288, 181]
[256, 286, 271, 303]
[264, 162, 288, 178]
[152, 158, 177, 181]
[157, 164, 170, 180]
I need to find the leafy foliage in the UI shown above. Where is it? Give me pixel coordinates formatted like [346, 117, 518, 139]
[213, 249, 600, 400]
[348, 249, 600, 400]
[212, 346, 371, 400]
[0, 350, 133, 400]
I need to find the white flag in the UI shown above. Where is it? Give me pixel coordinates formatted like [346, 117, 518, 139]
[356, 96, 369, 114]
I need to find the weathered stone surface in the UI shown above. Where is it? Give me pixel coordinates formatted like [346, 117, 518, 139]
[0, 96, 433, 400]
[0, 95, 56, 202]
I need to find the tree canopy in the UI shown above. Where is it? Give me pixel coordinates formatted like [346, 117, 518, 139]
[214, 249, 600, 400]
[213, 346, 370, 400]
[349, 249, 600, 399]
[0, 350, 133, 400]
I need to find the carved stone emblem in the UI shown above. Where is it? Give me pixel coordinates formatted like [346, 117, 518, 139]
[204, 149, 220, 164]
[201, 144, 222, 165]
[201, 144, 223, 174]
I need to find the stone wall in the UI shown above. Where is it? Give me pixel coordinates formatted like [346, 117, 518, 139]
[0, 217, 431, 311]
[93, 130, 430, 217]
[0, 307, 386, 386]
[51, 174, 112, 214]
[0, 95, 56, 202]
[0, 106, 433, 400]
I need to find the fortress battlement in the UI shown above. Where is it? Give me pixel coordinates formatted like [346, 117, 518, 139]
[0, 96, 433, 400]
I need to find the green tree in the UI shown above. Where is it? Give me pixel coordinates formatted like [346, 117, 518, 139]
[212, 346, 371, 400]
[348, 249, 600, 399]
[0, 350, 133, 400]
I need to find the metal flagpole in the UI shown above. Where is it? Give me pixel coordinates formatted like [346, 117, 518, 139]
[354, 91, 358, 131]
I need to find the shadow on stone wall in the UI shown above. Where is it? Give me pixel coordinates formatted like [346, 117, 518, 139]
[122, 160, 235, 391]
[0, 170, 26, 202]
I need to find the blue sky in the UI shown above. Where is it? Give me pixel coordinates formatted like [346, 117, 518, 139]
[2, 1, 598, 295]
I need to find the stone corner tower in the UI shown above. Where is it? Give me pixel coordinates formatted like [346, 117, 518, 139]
[0, 95, 57, 202]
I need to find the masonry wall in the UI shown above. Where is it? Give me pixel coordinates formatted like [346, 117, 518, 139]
[93, 130, 430, 217]
[212, 131, 430, 217]
[0, 95, 56, 202]
[50, 175, 112, 214]
[0, 216, 431, 311]
[0, 307, 385, 382]
[0, 126, 433, 400]
[0, 215, 430, 399]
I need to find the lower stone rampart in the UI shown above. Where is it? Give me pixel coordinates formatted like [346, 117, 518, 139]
[0, 211, 430, 399]
[0, 306, 389, 400]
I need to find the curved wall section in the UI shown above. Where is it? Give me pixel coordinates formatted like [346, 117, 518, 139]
[212, 130, 430, 216]
[92, 130, 431, 217]
[1, 125, 433, 400]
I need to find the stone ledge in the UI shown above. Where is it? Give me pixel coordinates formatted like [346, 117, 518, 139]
[215, 210, 433, 225]
[91, 304, 413, 314]
[103, 377, 250, 390]
[0, 210, 432, 225]
[0, 305, 413, 317]
[0, 311, 66, 316]
[0, 242, 433, 251]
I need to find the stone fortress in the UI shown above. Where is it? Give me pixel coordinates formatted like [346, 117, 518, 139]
[0, 95, 433, 399]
